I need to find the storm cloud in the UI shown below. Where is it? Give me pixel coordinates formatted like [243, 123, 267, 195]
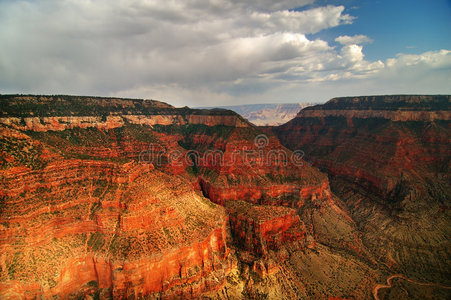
[0, 0, 450, 106]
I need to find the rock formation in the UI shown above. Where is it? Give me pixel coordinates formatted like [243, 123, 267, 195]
[271, 95, 451, 289]
[200, 103, 318, 126]
[1, 95, 326, 298]
[1, 94, 449, 299]
[0, 150, 233, 298]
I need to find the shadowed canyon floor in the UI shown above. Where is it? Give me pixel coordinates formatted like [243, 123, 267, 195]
[0, 94, 450, 299]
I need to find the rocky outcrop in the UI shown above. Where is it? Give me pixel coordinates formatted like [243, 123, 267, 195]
[297, 95, 450, 121]
[173, 127, 331, 209]
[198, 177, 331, 208]
[273, 96, 451, 198]
[202, 102, 318, 126]
[272, 95, 451, 285]
[0, 95, 175, 117]
[4, 94, 434, 299]
[0, 95, 250, 132]
[297, 108, 451, 121]
[226, 201, 306, 257]
[186, 114, 249, 127]
[0, 113, 249, 132]
[0, 159, 142, 197]
[0, 156, 233, 298]
[305, 95, 450, 111]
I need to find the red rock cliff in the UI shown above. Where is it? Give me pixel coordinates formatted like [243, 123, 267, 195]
[0, 155, 233, 299]
[271, 95, 451, 284]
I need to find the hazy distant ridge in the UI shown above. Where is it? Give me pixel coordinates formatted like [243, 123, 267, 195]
[200, 103, 318, 125]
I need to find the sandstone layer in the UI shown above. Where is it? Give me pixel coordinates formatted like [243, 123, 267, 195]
[0, 152, 233, 298]
[4, 94, 441, 299]
[271, 95, 451, 288]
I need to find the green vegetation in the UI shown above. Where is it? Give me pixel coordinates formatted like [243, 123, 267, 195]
[7, 252, 25, 280]
[28, 127, 114, 148]
[0, 137, 46, 169]
[26, 124, 159, 163]
[89, 202, 102, 219]
[118, 124, 159, 143]
[87, 232, 105, 251]
[310, 95, 451, 111]
[87, 280, 99, 288]
[163, 227, 172, 239]
[200, 167, 220, 182]
[0, 94, 170, 117]
[109, 235, 131, 258]
[152, 124, 235, 146]
[265, 173, 300, 184]
[199, 195, 217, 209]
[0, 94, 241, 117]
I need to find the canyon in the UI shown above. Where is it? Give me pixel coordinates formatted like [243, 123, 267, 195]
[0, 94, 450, 299]
[270, 95, 451, 297]
[200, 103, 318, 126]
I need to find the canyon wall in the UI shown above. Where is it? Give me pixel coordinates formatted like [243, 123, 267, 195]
[0, 156, 233, 298]
[201, 102, 318, 126]
[271, 95, 451, 284]
[4, 94, 446, 298]
[0, 114, 249, 132]
[297, 108, 451, 121]
[0, 95, 326, 298]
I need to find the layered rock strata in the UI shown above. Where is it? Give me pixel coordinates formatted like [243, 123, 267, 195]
[1, 94, 413, 299]
[271, 95, 451, 285]
[0, 151, 233, 298]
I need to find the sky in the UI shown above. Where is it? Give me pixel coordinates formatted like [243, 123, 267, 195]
[0, 0, 450, 107]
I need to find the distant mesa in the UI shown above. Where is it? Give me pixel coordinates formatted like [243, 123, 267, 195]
[199, 102, 319, 126]
[298, 95, 451, 121]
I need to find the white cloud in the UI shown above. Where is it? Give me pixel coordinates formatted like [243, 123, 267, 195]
[379, 50, 451, 93]
[386, 49, 451, 69]
[0, 0, 449, 106]
[248, 5, 354, 35]
[339, 44, 384, 73]
[234, 0, 314, 12]
[335, 34, 373, 45]
[298, 49, 451, 101]
[341, 44, 364, 63]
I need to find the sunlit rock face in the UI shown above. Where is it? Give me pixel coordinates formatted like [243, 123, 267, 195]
[1, 94, 449, 299]
[0, 151, 233, 298]
[271, 95, 451, 285]
[0, 96, 239, 298]
[0, 95, 321, 299]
